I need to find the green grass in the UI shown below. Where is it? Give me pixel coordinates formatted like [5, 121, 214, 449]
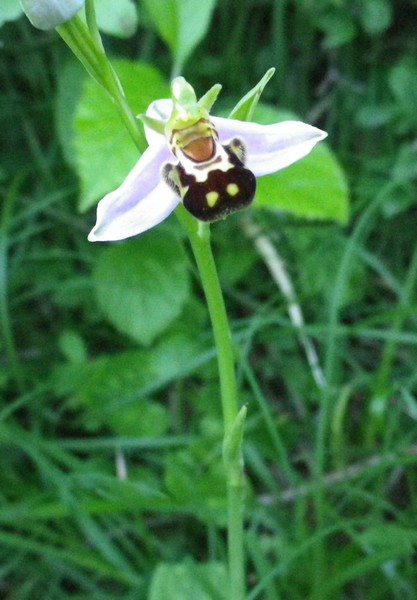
[2, 1, 417, 598]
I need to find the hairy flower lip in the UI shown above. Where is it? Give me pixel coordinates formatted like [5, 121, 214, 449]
[88, 98, 327, 242]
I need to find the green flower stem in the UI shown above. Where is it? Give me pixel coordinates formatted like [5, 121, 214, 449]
[82, 0, 145, 150]
[56, 8, 246, 597]
[177, 208, 246, 600]
[57, 13, 146, 152]
[179, 213, 239, 429]
[56, 18, 106, 87]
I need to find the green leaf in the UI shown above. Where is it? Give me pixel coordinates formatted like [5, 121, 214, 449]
[228, 68, 275, 122]
[53, 330, 204, 434]
[58, 330, 88, 364]
[288, 228, 365, 308]
[74, 60, 169, 211]
[93, 231, 190, 346]
[388, 58, 417, 132]
[359, 0, 392, 36]
[355, 102, 395, 129]
[253, 105, 349, 223]
[141, 0, 217, 72]
[164, 450, 226, 519]
[357, 523, 417, 556]
[56, 58, 87, 167]
[95, 0, 138, 38]
[0, 0, 23, 27]
[149, 560, 228, 600]
[317, 10, 356, 49]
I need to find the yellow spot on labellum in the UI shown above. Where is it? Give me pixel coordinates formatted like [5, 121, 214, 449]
[226, 183, 239, 197]
[206, 191, 219, 207]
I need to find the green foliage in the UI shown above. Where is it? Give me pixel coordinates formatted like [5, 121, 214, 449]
[358, 0, 393, 35]
[252, 105, 348, 223]
[141, 0, 218, 73]
[164, 446, 227, 521]
[288, 227, 366, 307]
[3, 0, 417, 598]
[95, 0, 138, 38]
[228, 68, 275, 122]
[0, 0, 23, 27]
[56, 58, 88, 167]
[388, 57, 417, 133]
[305, 0, 393, 48]
[74, 60, 169, 211]
[149, 560, 228, 600]
[256, 142, 348, 222]
[317, 9, 357, 48]
[93, 231, 190, 345]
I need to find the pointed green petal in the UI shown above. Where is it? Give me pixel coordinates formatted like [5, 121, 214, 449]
[198, 83, 222, 113]
[228, 68, 275, 122]
[137, 114, 165, 135]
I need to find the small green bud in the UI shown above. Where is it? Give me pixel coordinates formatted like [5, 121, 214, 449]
[223, 405, 247, 473]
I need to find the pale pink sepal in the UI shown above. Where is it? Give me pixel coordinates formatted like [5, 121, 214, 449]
[211, 117, 328, 177]
[88, 141, 178, 242]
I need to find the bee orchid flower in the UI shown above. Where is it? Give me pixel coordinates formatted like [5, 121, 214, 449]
[88, 77, 327, 242]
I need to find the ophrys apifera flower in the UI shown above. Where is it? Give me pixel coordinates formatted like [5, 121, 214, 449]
[88, 77, 327, 241]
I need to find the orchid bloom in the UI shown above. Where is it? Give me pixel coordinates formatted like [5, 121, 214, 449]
[88, 77, 327, 242]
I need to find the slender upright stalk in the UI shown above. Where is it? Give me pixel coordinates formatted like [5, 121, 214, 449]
[0, 176, 26, 392]
[178, 211, 246, 600]
[57, 6, 246, 596]
[57, 9, 146, 152]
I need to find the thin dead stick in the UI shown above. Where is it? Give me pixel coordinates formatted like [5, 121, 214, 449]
[259, 444, 417, 505]
[243, 219, 327, 390]
[115, 448, 128, 480]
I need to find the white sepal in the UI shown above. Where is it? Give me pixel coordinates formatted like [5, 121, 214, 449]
[88, 141, 179, 242]
[20, 0, 85, 30]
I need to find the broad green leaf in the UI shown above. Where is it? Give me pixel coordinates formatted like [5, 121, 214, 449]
[357, 523, 417, 555]
[74, 60, 169, 211]
[214, 219, 257, 286]
[149, 560, 228, 600]
[359, 0, 392, 35]
[355, 102, 395, 129]
[228, 68, 275, 122]
[253, 105, 349, 223]
[141, 0, 217, 72]
[0, 0, 23, 27]
[53, 330, 205, 434]
[288, 228, 365, 308]
[388, 58, 417, 132]
[93, 231, 190, 346]
[317, 11, 356, 49]
[58, 330, 88, 364]
[164, 450, 227, 519]
[95, 0, 138, 38]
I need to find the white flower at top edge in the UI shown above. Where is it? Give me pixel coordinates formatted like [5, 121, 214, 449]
[20, 0, 85, 30]
[88, 77, 327, 242]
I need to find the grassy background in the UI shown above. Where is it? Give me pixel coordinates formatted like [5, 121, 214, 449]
[1, 0, 417, 598]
